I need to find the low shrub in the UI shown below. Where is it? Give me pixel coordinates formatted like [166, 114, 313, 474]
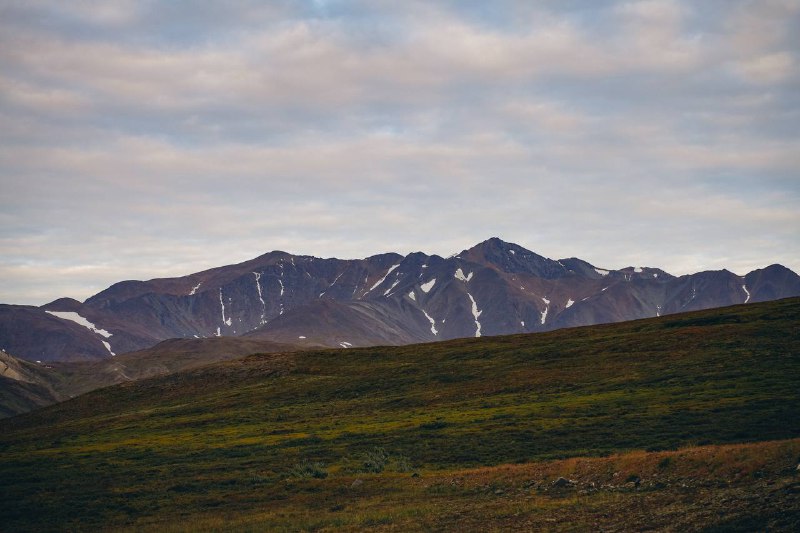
[288, 459, 328, 479]
[362, 447, 390, 473]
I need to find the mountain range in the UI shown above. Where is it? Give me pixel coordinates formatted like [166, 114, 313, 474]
[2, 237, 799, 362]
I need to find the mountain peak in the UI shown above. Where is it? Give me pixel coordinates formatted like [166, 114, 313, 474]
[462, 237, 515, 254]
[460, 238, 568, 279]
[41, 297, 83, 312]
[754, 263, 793, 275]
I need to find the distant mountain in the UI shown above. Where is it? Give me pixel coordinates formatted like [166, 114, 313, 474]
[2, 237, 799, 362]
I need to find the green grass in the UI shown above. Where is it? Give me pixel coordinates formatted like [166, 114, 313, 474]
[0, 298, 799, 531]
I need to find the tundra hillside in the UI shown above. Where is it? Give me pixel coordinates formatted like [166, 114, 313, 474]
[1, 298, 798, 531]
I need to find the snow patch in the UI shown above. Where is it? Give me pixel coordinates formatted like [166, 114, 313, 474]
[219, 289, 232, 327]
[520, 321, 525, 327]
[653, 273, 658, 278]
[420, 278, 436, 293]
[466, 293, 482, 337]
[277, 279, 285, 315]
[383, 279, 401, 296]
[329, 272, 344, 288]
[354, 274, 367, 295]
[215, 327, 221, 337]
[299, 336, 306, 339]
[509, 250, 516, 255]
[46, 311, 116, 354]
[367, 264, 400, 293]
[408, 291, 416, 301]
[634, 266, 643, 273]
[594, 268, 609, 276]
[601, 286, 609, 292]
[541, 296, 550, 305]
[540, 306, 548, 325]
[682, 286, 698, 308]
[422, 310, 438, 335]
[742, 284, 751, 303]
[45, 311, 113, 338]
[566, 298, 575, 308]
[253, 272, 266, 324]
[339, 341, 352, 348]
[101, 340, 115, 356]
[189, 282, 202, 295]
[454, 268, 473, 282]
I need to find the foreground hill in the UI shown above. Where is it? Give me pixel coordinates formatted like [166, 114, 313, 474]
[2, 237, 799, 361]
[0, 337, 301, 418]
[1, 298, 798, 531]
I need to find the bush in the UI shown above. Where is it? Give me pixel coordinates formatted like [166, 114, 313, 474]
[393, 455, 413, 473]
[289, 459, 328, 479]
[362, 447, 390, 473]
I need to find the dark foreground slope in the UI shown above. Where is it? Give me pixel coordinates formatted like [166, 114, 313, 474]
[0, 298, 798, 532]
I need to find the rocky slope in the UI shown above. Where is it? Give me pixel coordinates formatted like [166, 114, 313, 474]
[2, 237, 799, 361]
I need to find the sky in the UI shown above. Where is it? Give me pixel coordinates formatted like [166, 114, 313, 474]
[1, 0, 799, 305]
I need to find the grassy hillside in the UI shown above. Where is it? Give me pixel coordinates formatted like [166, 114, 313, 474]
[0, 337, 302, 418]
[1, 298, 798, 531]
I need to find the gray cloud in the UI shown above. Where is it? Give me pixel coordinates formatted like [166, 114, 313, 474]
[1, 0, 798, 304]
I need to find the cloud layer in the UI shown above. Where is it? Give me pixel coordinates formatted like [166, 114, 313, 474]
[1, 0, 799, 304]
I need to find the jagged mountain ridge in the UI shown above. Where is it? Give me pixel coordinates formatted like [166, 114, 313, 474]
[2, 237, 799, 361]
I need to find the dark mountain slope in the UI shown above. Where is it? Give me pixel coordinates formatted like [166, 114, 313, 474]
[0, 305, 113, 361]
[244, 298, 433, 348]
[745, 264, 800, 302]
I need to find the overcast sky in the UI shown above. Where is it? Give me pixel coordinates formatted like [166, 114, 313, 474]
[1, 0, 798, 305]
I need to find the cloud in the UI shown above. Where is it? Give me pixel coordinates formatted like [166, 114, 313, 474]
[1, 1, 798, 304]
[734, 52, 794, 84]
